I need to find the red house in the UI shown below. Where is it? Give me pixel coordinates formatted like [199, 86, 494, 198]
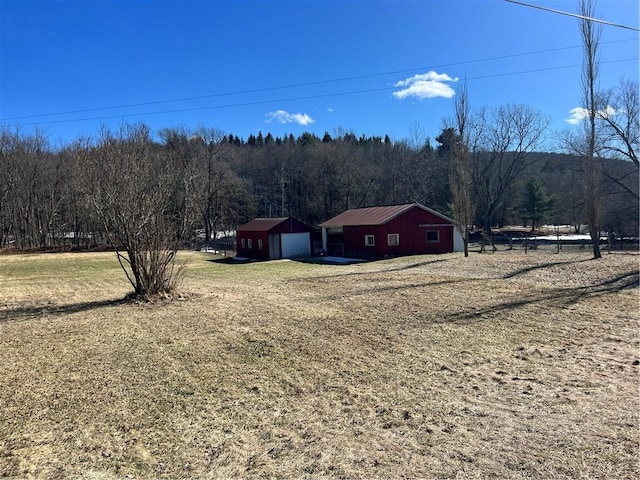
[319, 203, 463, 259]
[236, 217, 314, 260]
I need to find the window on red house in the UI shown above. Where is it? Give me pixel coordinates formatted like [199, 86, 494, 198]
[426, 230, 440, 243]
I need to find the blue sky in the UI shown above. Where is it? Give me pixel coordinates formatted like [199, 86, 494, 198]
[1, 0, 638, 147]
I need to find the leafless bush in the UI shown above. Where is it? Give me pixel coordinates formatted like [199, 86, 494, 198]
[73, 124, 198, 298]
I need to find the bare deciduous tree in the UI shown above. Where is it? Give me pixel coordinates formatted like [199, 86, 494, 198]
[599, 79, 639, 166]
[598, 78, 639, 200]
[75, 124, 196, 299]
[449, 80, 473, 257]
[0, 128, 56, 250]
[470, 103, 549, 234]
[197, 128, 249, 245]
[579, 0, 603, 258]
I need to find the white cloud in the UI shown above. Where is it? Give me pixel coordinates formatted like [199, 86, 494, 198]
[598, 105, 620, 119]
[265, 110, 314, 126]
[565, 105, 619, 124]
[392, 71, 458, 100]
[565, 107, 589, 125]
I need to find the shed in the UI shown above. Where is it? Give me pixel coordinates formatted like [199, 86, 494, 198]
[319, 203, 463, 259]
[236, 217, 314, 260]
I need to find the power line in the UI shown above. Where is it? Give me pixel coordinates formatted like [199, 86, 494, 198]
[1, 38, 635, 122]
[4, 58, 636, 129]
[504, 0, 640, 32]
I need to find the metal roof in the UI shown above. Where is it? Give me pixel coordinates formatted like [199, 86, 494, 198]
[319, 204, 413, 227]
[236, 217, 289, 232]
[319, 203, 456, 228]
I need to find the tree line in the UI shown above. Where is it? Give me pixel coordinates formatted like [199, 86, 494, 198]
[1, 70, 637, 298]
[1, 97, 637, 255]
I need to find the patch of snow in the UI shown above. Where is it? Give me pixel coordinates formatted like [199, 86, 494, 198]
[531, 234, 603, 241]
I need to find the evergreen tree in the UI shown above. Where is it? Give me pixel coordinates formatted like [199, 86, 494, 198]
[518, 179, 556, 230]
[435, 127, 458, 157]
[264, 132, 275, 146]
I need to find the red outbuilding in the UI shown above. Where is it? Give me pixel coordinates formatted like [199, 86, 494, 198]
[319, 203, 463, 259]
[236, 217, 314, 260]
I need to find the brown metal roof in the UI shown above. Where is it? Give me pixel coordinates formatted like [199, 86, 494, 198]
[236, 217, 289, 232]
[319, 203, 456, 228]
[319, 204, 416, 228]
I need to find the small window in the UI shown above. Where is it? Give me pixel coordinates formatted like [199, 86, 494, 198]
[258, 239, 263, 249]
[426, 230, 440, 243]
[241, 238, 246, 248]
[364, 235, 375, 246]
[387, 233, 399, 246]
[248, 239, 253, 249]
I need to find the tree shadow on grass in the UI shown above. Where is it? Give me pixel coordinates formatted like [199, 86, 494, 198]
[207, 257, 253, 264]
[0, 297, 129, 323]
[447, 270, 639, 323]
[301, 256, 457, 281]
[320, 277, 470, 301]
[502, 258, 592, 279]
[314, 261, 638, 316]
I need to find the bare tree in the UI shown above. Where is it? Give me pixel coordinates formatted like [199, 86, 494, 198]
[75, 124, 197, 299]
[0, 128, 53, 249]
[470, 103, 549, 234]
[449, 80, 473, 257]
[196, 128, 249, 244]
[0, 129, 17, 248]
[197, 128, 234, 244]
[579, 0, 603, 258]
[598, 78, 639, 200]
[599, 79, 639, 166]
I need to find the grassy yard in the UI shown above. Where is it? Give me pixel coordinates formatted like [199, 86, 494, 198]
[0, 250, 638, 479]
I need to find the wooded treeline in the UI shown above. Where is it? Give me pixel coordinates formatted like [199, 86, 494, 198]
[0, 113, 637, 252]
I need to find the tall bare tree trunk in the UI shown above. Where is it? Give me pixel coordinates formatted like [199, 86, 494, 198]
[580, 0, 602, 259]
[450, 80, 472, 257]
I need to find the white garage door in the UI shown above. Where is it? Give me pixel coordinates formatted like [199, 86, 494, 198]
[280, 233, 310, 258]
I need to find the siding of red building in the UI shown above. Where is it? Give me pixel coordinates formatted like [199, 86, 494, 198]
[341, 206, 455, 258]
[236, 217, 313, 260]
[236, 230, 270, 259]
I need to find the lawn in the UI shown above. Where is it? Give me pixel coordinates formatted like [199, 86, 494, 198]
[0, 249, 638, 478]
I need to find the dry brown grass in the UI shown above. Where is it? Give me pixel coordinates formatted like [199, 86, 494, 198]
[0, 249, 638, 479]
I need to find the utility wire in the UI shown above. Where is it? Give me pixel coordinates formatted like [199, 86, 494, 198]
[1, 38, 635, 122]
[504, 0, 640, 32]
[4, 58, 636, 129]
